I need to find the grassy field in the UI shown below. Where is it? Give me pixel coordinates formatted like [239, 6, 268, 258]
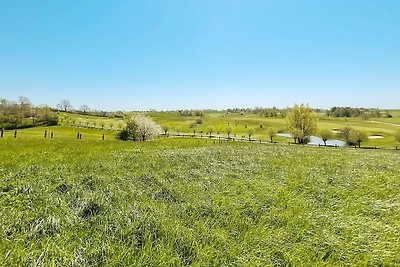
[57, 110, 400, 148]
[1, 126, 399, 266]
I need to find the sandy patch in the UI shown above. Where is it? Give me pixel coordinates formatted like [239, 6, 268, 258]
[369, 135, 384, 139]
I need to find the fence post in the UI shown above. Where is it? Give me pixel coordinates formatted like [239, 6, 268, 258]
[51, 132, 53, 138]
[0, 128, 3, 138]
[102, 134, 105, 140]
[77, 132, 80, 139]
[14, 130, 17, 138]
[44, 130, 47, 138]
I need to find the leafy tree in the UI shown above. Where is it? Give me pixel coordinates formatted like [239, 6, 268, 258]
[109, 122, 114, 130]
[267, 127, 277, 142]
[208, 127, 213, 138]
[395, 130, 400, 144]
[350, 130, 368, 148]
[291, 128, 304, 144]
[287, 104, 317, 143]
[226, 126, 232, 138]
[134, 115, 161, 141]
[247, 128, 255, 141]
[162, 125, 170, 135]
[117, 115, 160, 141]
[319, 129, 333, 146]
[341, 126, 353, 144]
[176, 126, 182, 136]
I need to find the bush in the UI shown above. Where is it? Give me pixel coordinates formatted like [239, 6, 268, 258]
[116, 115, 161, 141]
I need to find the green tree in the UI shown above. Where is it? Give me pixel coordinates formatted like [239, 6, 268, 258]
[320, 129, 333, 146]
[208, 127, 213, 138]
[350, 130, 368, 148]
[395, 130, 400, 145]
[247, 128, 255, 141]
[162, 125, 170, 136]
[341, 126, 353, 144]
[287, 104, 317, 143]
[226, 126, 232, 139]
[267, 127, 277, 142]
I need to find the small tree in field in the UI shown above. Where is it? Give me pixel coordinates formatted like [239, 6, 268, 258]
[320, 129, 333, 146]
[267, 127, 277, 142]
[176, 126, 182, 136]
[162, 125, 170, 136]
[287, 104, 317, 143]
[291, 128, 304, 144]
[226, 126, 232, 139]
[109, 122, 114, 130]
[247, 128, 255, 141]
[395, 130, 400, 146]
[100, 121, 105, 130]
[340, 126, 353, 144]
[134, 115, 161, 141]
[117, 114, 161, 141]
[208, 127, 213, 138]
[350, 130, 368, 148]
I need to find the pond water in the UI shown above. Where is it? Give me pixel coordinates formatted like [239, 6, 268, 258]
[277, 133, 346, 147]
[307, 136, 346, 147]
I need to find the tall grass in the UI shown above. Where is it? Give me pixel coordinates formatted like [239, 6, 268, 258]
[0, 137, 399, 266]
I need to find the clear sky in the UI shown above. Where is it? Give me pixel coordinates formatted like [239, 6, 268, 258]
[1, 0, 399, 111]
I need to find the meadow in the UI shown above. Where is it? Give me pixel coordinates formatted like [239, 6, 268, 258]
[0, 126, 399, 266]
[58, 110, 400, 148]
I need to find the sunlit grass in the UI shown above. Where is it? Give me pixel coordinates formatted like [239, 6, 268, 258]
[0, 135, 399, 266]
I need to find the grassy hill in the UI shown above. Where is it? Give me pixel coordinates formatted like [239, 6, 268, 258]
[1, 128, 399, 266]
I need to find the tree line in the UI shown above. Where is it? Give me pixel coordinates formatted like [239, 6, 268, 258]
[326, 106, 392, 119]
[0, 97, 58, 129]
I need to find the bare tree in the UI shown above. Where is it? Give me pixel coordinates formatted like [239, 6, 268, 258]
[80, 105, 90, 113]
[58, 99, 73, 112]
[18, 96, 31, 106]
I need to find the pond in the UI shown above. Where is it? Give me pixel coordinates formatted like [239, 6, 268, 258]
[277, 133, 346, 147]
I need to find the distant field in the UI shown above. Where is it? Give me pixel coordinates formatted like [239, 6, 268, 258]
[0, 130, 399, 266]
[57, 110, 400, 148]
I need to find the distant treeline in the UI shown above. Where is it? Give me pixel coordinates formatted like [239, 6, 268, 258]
[326, 107, 392, 119]
[60, 109, 126, 119]
[226, 107, 287, 117]
[55, 99, 125, 118]
[0, 97, 58, 129]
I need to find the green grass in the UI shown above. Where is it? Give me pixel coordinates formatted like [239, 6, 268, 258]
[56, 110, 400, 148]
[1, 128, 399, 266]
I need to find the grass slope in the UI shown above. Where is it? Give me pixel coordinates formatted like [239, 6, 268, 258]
[1, 132, 399, 266]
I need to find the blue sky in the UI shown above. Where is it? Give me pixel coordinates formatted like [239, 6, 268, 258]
[1, 0, 399, 110]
